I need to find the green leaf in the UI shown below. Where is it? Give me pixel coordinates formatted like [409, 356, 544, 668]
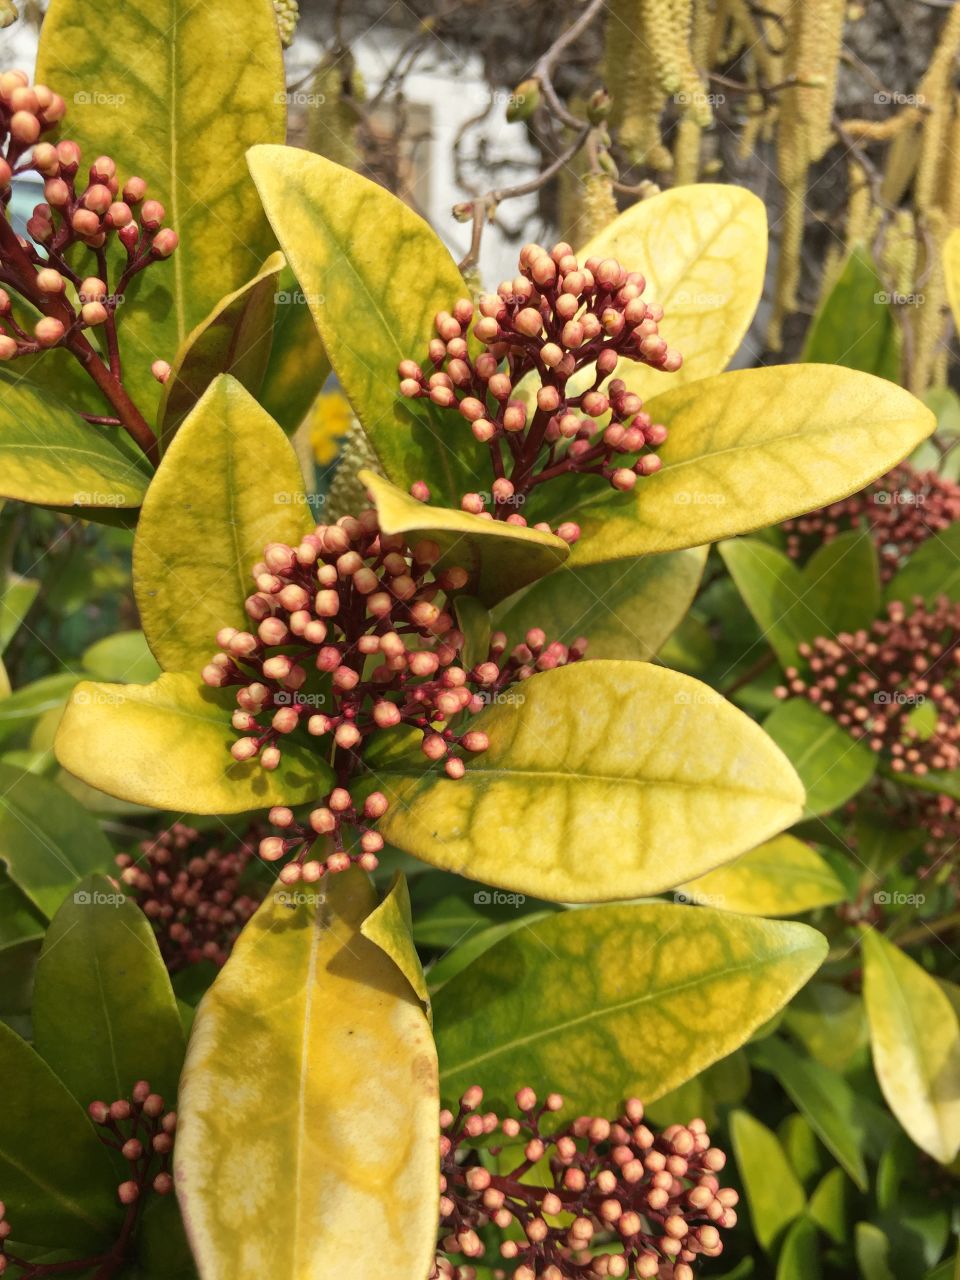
[752, 1036, 869, 1189]
[426, 913, 554, 993]
[677, 834, 846, 917]
[776, 1217, 823, 1280]
[0, 935, 40, 1036]
[808, 1167, 853, 1246]
[37, 0, 286, 417]
[33, 874, 185, 1105]
[360, 873, 431, 1010]
[176, 869, 439, 1279]
[157, 252, 285, 446]
[763, 700, 876, 816]
[802, 247, 901, 381]
[55, 672, 327, 814]
[801, 531, 881, 636]
[259, 263, 331, 436]
[0, 673, 78, 747]
[361, 470, 569, 607]
[856, 1222, 897, 1280]
[248, 145, 483, 506]
[862, 929, 960, 1163]
[377, 660, 804, 901]
[0, 867, 47, 945]
[0, 762, 113, 917]
[0, 383, 152, 510]
[82, 631, 162, 684]
[497, 547, 706, 662]
[409, 871, 554, 948]
[581, 184, 768, 400]
[778, 1112, 825, 1187]
[0, 1020, 119, 1247]
[783, 981, 868, 1073]
[718, 539, 825, 669]
[885, 523, 960, 606]
[730, 1109, 806, 1251]
[433, 903, 826, 1114]
[0, 576, 39, 653]
[134, 375, 312, 673]
[454, 596, 491, 670]
[558, 365, 935, 565]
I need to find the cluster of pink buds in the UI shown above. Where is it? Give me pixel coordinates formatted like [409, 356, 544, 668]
[0, 70, 176, 366]
[433, 1087, 734, 1280]
[399, 241, 678, 525]
[0, 1083, 175, 1277]
[776, 595, 960, 776]
[115, 823, 263, 971]
[782, 464, 960, 582]
[202, 509, 585, 881]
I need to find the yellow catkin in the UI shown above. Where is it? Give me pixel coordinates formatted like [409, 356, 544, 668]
[641, 0, 686, 95]
[844, 165, 874, 249]
[880, 210, 918, 301]
[609, 1, 672, 167]
[884, 8, 960, 206]
[307, 52, 365, 171]
[938, 94, 960, 227]
[768, 0, 846, 347]
[673, 0, 715, 180]
[579, 172, 620, 240]
[325, 419, 385, 522]
[910, 211, 948, 394]
[842, 114, 910, 142]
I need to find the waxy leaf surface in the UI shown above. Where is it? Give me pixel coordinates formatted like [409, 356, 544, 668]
[377, 660, 804, 901]
[176, 869, 438, 1280]
[678, 834, 846, 917]
[434, 903, 826, 1114]
[729, 1109, 806, 1251]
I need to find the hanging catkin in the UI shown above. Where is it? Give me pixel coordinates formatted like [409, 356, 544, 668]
[673, 0, 715, 182]
[307, 51, 365, 171]
[910, 210, 949, 394]
[579, 172, 621, 240]
[607, 0, 669, 167]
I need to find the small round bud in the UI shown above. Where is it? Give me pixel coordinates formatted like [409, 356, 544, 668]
[118, 1181, 140, 1206]
[151, 359, 171, 383]
[34, 317, 65, 346]
[152, 228, 179, 257]
[36, 267, 65, 293]
[140, 199, 165, 229]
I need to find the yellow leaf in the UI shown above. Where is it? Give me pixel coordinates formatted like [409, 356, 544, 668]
[862, 929, 960, 1163]
[678, 835, 846, 916]
[176, 869, 439, 1279]
[564, 365, 936, 564]
[944, 228, 960, 330]
[54, 672, 325, 814]
[579, 184, 768, 401]
[361, 470, 569, 606]
[376, 660, 804, 901]
[361, 872, 432, 1014]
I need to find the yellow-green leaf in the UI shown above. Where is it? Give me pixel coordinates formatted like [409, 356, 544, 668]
[730, 1109, 806, 1252]
[134, 375, 311, 673]
[497, 547, 706, 661]
[563, 365, 935, 565]
[678, 834, 846, 917]
[38, 0, 286, 417]
[763, 699, 876, 816]
[862, 929, 960, 1163]
[376, 660, 804, 902]
[259, 263, 331, 436]
[360, 872, 431, 1012]
[579, 184, 767, 401]
[157, 252, 285, 446]
[248, 145, 486, 505]
[433, 903, 826, 1114]
[54, 672, 326, 814]
[0, 383, 152, 510]
[176, 869, 438, 1279]
[361, 470, 568, 607]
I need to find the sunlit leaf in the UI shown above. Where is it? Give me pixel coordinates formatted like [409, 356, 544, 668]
[248, 145, 485, 505]
[434, 903, 826, 1114]
[259, 263, 331, 436]
[802, 247, 901, 381]
[377, 660, 804, 901]
[135, 375, 312, 673]
[55, 672, 326, 813]
[862, 929, 960, 1163]
[678, 834, 846, 917]
[82, 630, 162, 684]
[729, 1109, 806, 1252]
[38, 0, 286, 417]
[0, 576, 39, 654]
[362, 470, 568, 607]
[776, 1217, 822, 1280]
[176, 869, 438, 1279]
[360, 872, 431, 1010]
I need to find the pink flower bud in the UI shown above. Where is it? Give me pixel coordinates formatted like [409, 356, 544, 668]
[140, 199, 165, 229]
[10, 111, 40, 145]
[81, 301, 108, 326]
[152, 227, 179, 257]
[364, 791, 389, 819]
[36, 267, 64, 293]
[34, 317, 65, 346]
[118, 1181, 140, 1206]
[231, 737, 259, 762]
[152, 360, 171, 383]
[71, 208, 100, 236]
[0, 337, 17, 361]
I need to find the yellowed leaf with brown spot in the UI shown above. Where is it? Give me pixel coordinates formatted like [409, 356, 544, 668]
[175, 868, 439, 1278]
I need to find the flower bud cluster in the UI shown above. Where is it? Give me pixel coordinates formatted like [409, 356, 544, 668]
[399, 242, 678, 523]
[203, 509, 585, 880]
[115, 823, 263, 971]
[433, 1086, 735, 1280]
[776, 595, 960, 776]
[0, 71, 177, 362]
[782, 464, 960, 582]
[87, 1081, 177, 1206]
